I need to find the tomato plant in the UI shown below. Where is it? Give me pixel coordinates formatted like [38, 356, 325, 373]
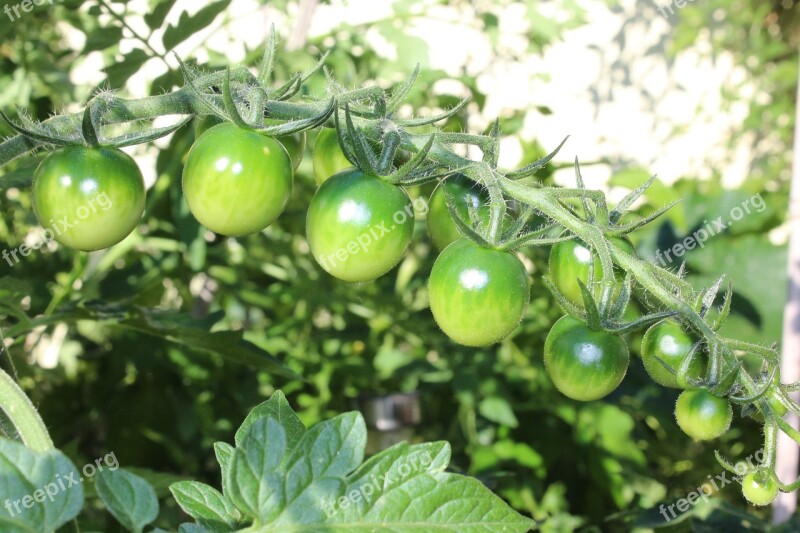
[312, 128, 352, 185]
[675, 389, 733, 441]
[428, 239, 530, 346]
[640, 320, 706, 388]
[32, 146, 145, 251]
[543, 315, 629, 401]
[182, 122, 293, 236]
[306, 169, 414, 282]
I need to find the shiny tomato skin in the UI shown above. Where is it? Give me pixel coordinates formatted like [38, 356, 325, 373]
[312, 128, 352, 185]
[641, 320, 706, 388]
[544, 316, 629, 401]
[182, 122, 293, 236]
[306, 169, 413, 282]
[32, 145, 145, 251]
[674, 389, 732, 441]
[548, 237, 636, 308]
[428, 239, 530, 346]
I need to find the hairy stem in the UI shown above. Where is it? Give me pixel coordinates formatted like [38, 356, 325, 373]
[0, 368, 54, 452]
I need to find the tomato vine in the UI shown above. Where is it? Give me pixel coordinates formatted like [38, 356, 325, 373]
[0, 28, 796, 508]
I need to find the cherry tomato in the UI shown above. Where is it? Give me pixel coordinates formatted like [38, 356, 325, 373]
[428, 239, 530, 346]
[741, 470, 779, 506]
[196, 115, 305, 170]
[32, 146, 145, 251]
[182, 123, 293, 236]
[548, 237, 636, 308]
[312, 128, 352, 185]
[675, 389, 732, 441]
[641, 320, 706, 388]
[306, 169, 413, 282]
[426, 174, 498, 250]
[544, 316, 629, 401]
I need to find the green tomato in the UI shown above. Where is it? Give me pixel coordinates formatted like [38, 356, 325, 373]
[277, 132, 306, 171]
[641, 320, 706, 388]
[306, 169, 413, 282]
[544, 316, 629, 401]
[312, 128, 352, 185]
[182, 123, 293, 237]
[548, 237, 636, 308]
[32, 146, 145, 251]
[428, 239, 530, 346]
[427, 174, 490, 250]
[675, 389, 732, 441]
[197, 115, 305, 171]
[741, 470, 779, 506]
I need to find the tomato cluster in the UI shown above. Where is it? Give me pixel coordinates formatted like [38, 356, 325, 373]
[29, 122, 750, 447]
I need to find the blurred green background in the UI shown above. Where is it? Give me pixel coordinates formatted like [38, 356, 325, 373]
[0, 0, 798, 531]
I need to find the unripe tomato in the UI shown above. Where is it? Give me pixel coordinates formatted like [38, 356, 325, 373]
[196, 115, 306, 171]
[741, 470, 779, 506]
[641, 320, 706, 388]
[182, 123, 293, 237]
[32, 146, 145, 251]
[312, 128, 352, 185]
[306, 169, 413, 282]
[548, 237, 636, 308]
[675, 389, 732, 441]
[428, 239, 530, 346]
[544, 316, 629, 401]
[427, 175, 490, 250]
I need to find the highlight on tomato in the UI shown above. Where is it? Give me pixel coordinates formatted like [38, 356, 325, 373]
[182, 122, 293, 237]
[306, 168, 414, 282]
[674, 388, 732, 441]
[741, 469, 780, 506]
[428, 239, 530, 347]
[544, 315, 629, 401]
[32, 145, 146, 251]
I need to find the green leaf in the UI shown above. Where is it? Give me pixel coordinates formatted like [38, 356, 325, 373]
[213, 442, 234, 497]
[145, 0, 178, 30]
[162, 1, 231, 51]
[169, 481, 239, 530]
[478, 396, 519, 428]
[224, 417, 288, 523]
[83, 26, 123, 53]
[0, 438, 83, 533]
[234, 390, 306, 448]
[95, 468, 159, 533]
[104, 49, 150, 88]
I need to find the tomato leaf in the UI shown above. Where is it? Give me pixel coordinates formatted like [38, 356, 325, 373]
[0, 438, 83, 533]
[170, 481, 240, 531]
[95, 468, 159, 533]
[178, 391, 535, 531]
[162, 1, 231, 52]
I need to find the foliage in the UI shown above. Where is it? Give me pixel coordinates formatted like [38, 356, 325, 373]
[0, 1, 797, 531]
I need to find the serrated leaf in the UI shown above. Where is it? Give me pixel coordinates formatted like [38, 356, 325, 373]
[104, 49, 150, 88]
[144, 0, 178, 29]
[0, 438, 83, 533]
[234, 391, 306, 448]
[162, 1, 231, 51]
[213, 442, 234, 497]
[169, 481, 239, 530]
[224, 417, 288, 522]
[95, 468, 159, 532]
